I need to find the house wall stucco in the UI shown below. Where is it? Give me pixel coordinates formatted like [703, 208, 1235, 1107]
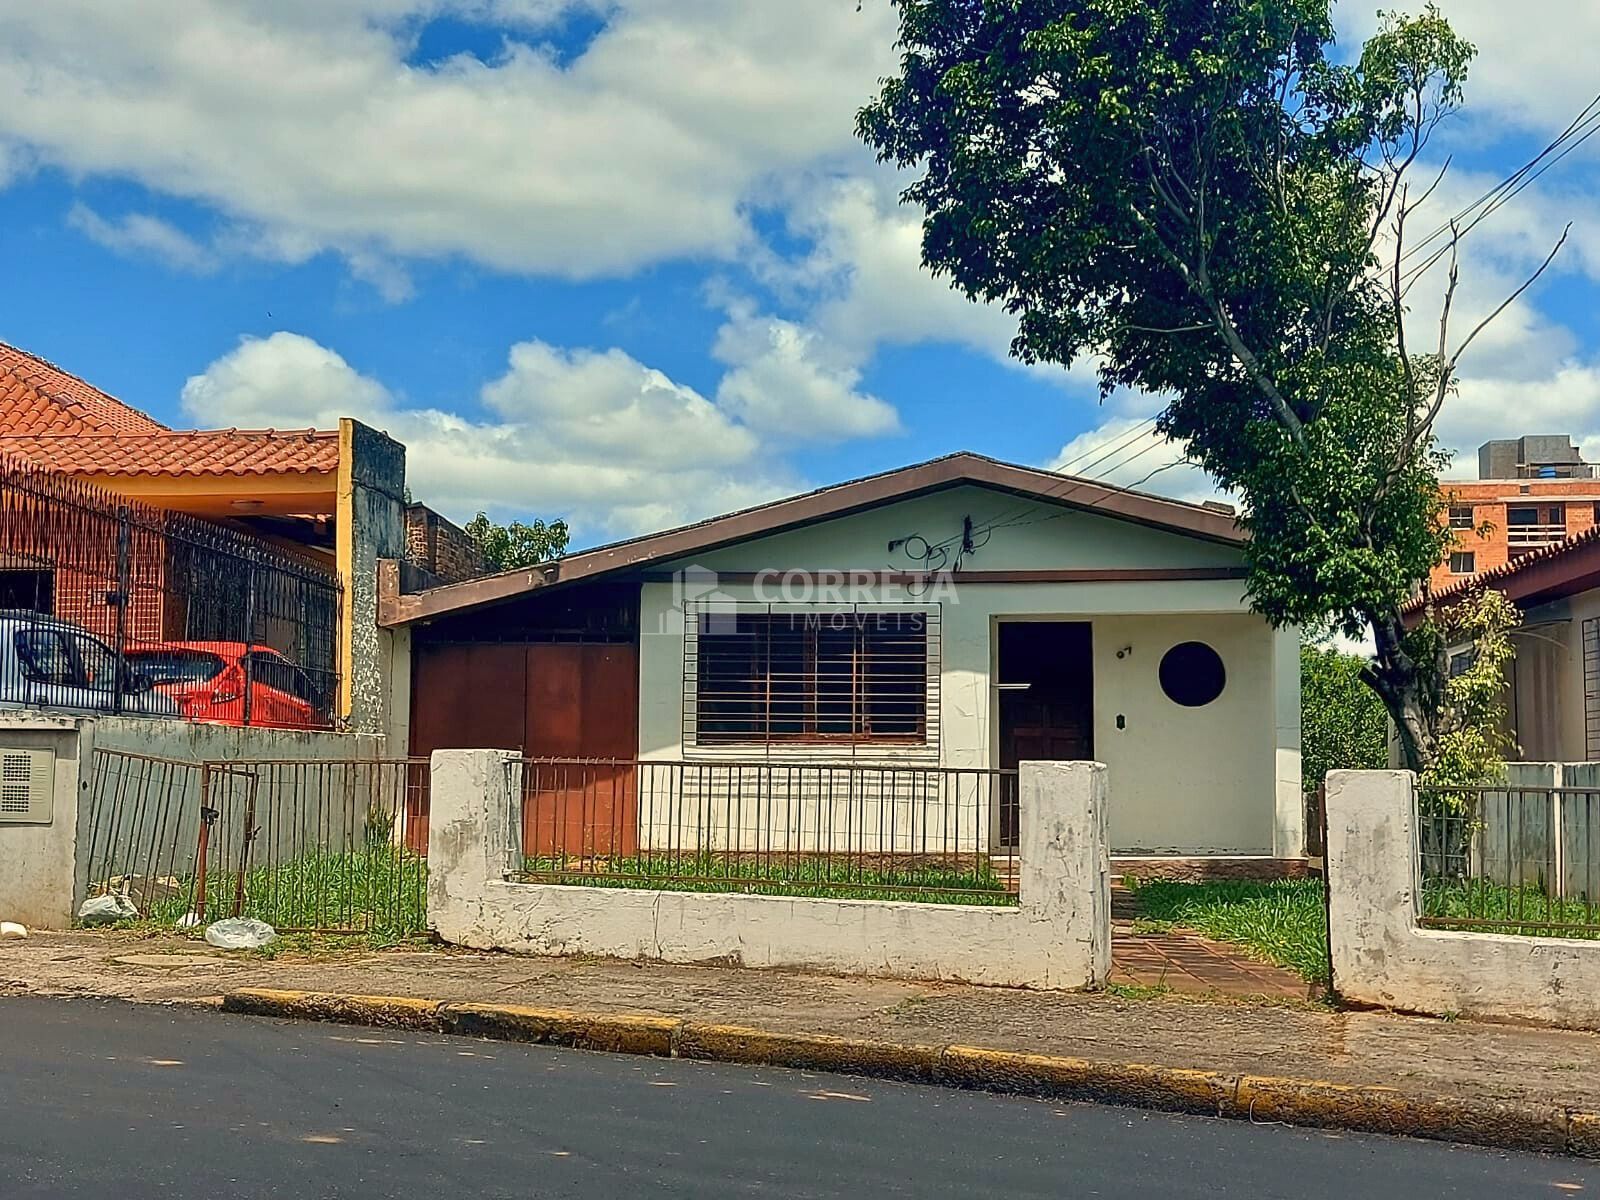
[1327, 769, 1600, 1029]
[1506, 588, 1600, 763]
[428, 750, 1111, 989]
[636, 485, 1300, 856]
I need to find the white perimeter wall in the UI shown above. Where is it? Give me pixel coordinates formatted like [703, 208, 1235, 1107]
[430, 750, 1111, 989]
[637, 485, 1301, 856]
[1328, 769, 1600, 1029]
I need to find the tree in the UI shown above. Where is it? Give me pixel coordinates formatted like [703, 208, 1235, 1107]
[859, 1, 1562, 771]
[1300, 637, 1390, 792]
[464, 512, 570, 571]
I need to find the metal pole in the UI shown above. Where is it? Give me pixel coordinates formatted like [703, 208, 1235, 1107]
[241, 550, 258, 727]
[112, 504, 131, 714]
[193, 762, 216, 923]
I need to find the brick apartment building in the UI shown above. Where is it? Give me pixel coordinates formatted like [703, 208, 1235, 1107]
[1431, 435, 1600, 591]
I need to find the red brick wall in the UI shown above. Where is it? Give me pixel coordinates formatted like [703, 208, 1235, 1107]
[1432, 479, 1600, 590]
[404, 504, 489, 584]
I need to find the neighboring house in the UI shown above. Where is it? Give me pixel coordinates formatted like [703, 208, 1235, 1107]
[385, 452, 1303, 864]
[1433, 434, 1599, 590]
[1411, 526, 1600, 763]
[0, 341, 418, 733]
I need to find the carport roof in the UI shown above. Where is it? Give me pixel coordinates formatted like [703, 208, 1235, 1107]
[380, 450, 1245, 627]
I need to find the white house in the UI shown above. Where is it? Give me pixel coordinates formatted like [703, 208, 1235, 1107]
[385, 452, 1303, 868]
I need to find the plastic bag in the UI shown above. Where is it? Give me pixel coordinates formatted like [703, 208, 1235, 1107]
[78, 894, 139, 925]
[203, 917, 278, 950]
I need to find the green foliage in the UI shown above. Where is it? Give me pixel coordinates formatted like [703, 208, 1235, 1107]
[135, 848, 429, 944]
[1131, 878, 1329, 984]
[1416, 588, 1519, 792]
[1420, 877, 1600, 939]
[465, 511, 570, 571]
[1300, 638, 1390, 792]
[861, 1, 1502, 770]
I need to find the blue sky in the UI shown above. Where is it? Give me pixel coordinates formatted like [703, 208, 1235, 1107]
[0, 1, 1595, 549]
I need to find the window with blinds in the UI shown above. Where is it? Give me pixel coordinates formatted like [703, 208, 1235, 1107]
[685, 606, 938, 747]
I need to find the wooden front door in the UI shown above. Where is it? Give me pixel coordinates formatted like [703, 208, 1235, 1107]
[996, 622, 1093, 849]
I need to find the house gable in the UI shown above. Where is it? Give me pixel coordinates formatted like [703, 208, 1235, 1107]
[655, 483, 1243, 577]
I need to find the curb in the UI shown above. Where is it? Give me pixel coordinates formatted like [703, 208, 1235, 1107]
[220, 988, 1597, 1157]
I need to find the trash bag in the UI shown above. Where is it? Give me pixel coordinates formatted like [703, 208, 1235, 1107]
[203, 917, 278, 950]
[0, 921, 26, 939]
[78, 894, 139, 925]
[175, 912, 203, 930]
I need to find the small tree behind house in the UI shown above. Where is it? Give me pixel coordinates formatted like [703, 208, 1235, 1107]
[860, 1, 1566, 774]
[465, 513, 570, 572]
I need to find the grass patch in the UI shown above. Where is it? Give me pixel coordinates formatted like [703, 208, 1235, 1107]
[84, 848, 429, 946]
[518, 851, 1018, 906]
[1420, 878, 1600, 939]
[1130, 878, 1329, 985]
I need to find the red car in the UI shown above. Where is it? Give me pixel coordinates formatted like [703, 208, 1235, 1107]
[122, 642, 324, 729]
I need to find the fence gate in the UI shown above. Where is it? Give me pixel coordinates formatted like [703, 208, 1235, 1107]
[84, 749, 430, 938]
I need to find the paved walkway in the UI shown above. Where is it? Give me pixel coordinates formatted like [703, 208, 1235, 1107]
[1108, 883, 1313, 1000]
[4, 930, 1600, 1116]
[1110, 926, 1312, 998]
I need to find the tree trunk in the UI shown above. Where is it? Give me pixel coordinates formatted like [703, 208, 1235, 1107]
[1361, 605, 1439, 774]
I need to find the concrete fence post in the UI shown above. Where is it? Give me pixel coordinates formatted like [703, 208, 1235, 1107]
[1020, 759, 1111, 985]
[0, 714, 96, 930]
[427, 748, 521, 947]
[1325, 769, 1418, 1004]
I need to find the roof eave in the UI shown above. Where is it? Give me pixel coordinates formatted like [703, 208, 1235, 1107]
[380, 452, 1244, 628]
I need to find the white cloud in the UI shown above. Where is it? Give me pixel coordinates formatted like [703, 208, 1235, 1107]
[180, 332, 391, 429]
[67, 203, 218, 273]
[181, 330, 795, 539]
[712, 311, 899, 443]
[0, 0, 899, 281]
[1339, 2, 1600, 133]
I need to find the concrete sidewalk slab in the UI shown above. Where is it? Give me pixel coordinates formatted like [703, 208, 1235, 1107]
[5, 931, 1600, 1153]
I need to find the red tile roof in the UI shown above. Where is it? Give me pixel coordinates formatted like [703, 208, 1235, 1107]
[0, 342, 338, 478]
[0, 430, 340, 476]
[0, 342, 169, 435]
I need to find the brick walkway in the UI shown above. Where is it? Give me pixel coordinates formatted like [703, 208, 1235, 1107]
[1110, 926, 1311, 999]
[1108, 883, 1313, 1000]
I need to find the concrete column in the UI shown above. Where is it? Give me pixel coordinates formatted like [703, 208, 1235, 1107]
[1325, 769, 1418, 1003]
[1020, 759, 1111, 983]
[0, 715, 95, 930]
[426, 748, 522, 947]
[1272, 624, 1305, 858]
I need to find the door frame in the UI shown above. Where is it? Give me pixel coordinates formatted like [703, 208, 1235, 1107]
[989, 615, 1097, 851]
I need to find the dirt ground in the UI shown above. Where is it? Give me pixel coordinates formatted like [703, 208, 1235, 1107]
[5, 929, 1598, 1111]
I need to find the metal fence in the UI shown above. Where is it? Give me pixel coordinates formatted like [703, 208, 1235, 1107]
[0, 454, 340, 727]
[1417, 783, 1600, 938]
[509, 757, 1018, 905]
[83, 749, 429, 937]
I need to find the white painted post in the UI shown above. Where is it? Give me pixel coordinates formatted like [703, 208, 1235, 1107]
[1020, 760, 1111, 985]
[426, 749, 521, 947]
[1324, 769, 1418, 1008]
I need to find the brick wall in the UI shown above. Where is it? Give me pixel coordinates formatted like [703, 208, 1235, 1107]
[404, 504, 489, 585]
[1431, 480, 1600, 591]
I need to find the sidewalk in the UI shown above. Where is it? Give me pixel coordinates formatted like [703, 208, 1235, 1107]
[4, 930, 1598, 1152]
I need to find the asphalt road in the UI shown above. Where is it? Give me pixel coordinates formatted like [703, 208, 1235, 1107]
[0, 997, 1592, 1199]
